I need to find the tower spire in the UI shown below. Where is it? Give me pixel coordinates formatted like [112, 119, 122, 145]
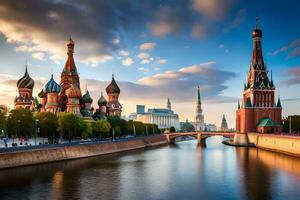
[255, 16, 259, 29]
[197, 86, 201, 104]
[167, 97, 171, 110]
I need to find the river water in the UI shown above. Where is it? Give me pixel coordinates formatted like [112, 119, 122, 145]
[0, 136, 300, 200]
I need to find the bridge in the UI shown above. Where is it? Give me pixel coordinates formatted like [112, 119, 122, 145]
[165, 132, 235, 144]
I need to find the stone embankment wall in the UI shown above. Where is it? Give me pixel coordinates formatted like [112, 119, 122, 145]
[0, 135, 167, 169]
[248, 133, 300, 157]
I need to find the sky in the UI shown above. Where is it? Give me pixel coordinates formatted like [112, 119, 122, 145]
[0, 0, 300, 128]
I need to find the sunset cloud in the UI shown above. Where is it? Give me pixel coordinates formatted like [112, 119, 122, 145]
[139, 43, 157, 51]
[269, 38, 300, 58]
[191, 0, 236, 20]
[281, 67, 300, 86]
[122, 57, 134, 66]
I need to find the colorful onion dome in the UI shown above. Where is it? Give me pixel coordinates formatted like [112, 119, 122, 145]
[81, 90, 93, 104]
[106, 74, 120, 94]
[44, 74, 61, 93]
[97, 92, 107, 106]
[252, 17, 262, 38]
[66, 85, 81, 99]
[17, 66, 34, 89]
[38, 89, 46, 98]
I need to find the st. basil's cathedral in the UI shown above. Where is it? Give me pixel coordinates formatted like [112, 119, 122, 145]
[14, 37, 122, 119]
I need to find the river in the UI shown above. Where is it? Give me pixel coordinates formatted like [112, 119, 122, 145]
[0, 136, 300, 200]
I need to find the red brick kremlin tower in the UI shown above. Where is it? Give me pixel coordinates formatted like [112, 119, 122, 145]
[60, 37, 81, 111]
[235, 20, 282, 145]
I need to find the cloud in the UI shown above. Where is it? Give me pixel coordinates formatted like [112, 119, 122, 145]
[32, 52, 45, 61]
[148, 6, 186, 37]
[137, 53, 150, 59]
[136, 61, 237, 102]
[192, 23, 207, 39]
[269, 38, 300, 58]
[154, 67, 160, 71]
[223, 8, 246, 32]
[191, 0, 236, 21]
[122, 57, 134, 66]
[138, 67, 149, 74]
[157, 59, 167, 65]
[119, 50, 130, 57]
[139, 42, 157, 51]
[140, 58, 153, 64]
[219, 44, 224, 48]
[79, 62, 236, 105]
[281, 67, 300, 86]
[112, 38, 120, 45]
[0, 1, 155, 66]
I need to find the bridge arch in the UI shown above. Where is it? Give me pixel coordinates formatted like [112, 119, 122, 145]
[165, 132, 235, 144]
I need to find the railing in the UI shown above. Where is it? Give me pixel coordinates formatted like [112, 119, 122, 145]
[0, 134, 161, 154]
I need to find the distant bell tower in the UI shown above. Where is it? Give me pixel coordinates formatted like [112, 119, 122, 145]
[167, 98, 171, 110]
[220, 114, 228, 131]
[195, 86, 204, 131]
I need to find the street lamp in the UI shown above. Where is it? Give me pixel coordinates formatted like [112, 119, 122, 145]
[35, 119, 39, 145]
[133, 124, 136, 137]
[112, 128, 115, 142]
[16, 120, 20, 145]
[289, 116, 292, 134]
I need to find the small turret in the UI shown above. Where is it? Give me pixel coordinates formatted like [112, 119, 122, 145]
[276, 96, 282, 108]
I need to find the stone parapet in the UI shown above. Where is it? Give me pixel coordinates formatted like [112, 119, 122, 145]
[0, 135, 167, 169]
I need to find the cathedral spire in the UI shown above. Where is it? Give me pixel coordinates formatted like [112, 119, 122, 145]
[63, 36, 77, 74]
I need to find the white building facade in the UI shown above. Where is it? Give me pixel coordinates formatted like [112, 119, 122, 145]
[135, 99, 180, 130]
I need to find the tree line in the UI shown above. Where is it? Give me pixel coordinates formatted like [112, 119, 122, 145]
[0, 106, 161, 143]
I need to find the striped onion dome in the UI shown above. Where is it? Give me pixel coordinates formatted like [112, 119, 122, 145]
[97, 92, 107, 106]
[81, 90, 93, 103]
[38, 89, 46, 98]
[66, 85, 81, 99]
[44, 74, 61, 93]
[17, 66, 34, 89]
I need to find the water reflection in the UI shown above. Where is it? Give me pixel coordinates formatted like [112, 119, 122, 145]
[0, 137, 300, 200]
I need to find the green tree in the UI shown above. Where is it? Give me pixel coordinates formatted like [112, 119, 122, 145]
[35, 112, 58, 143]
[92, 119, 111, 138]
[81, 120, 93, 139]
[0, 105, 8, 135]
[114, 126, 121, 138]
[57, 112, 83, 142]
[133, 121, 145, 136]
[107, 115, 121, 128]
[7, 108, 35, 138]
[169, 126, 176, 133]
[282, 115, 300, 133]
[126, 120, 134, 136]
